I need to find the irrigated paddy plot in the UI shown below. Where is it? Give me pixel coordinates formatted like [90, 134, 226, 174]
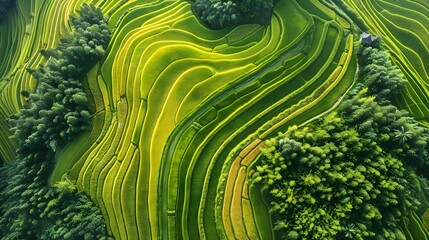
[0, 0, 428, 239]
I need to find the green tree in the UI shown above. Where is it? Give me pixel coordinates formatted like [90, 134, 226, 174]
[394, 126, 413, 144]
[1, 4, 112, 239]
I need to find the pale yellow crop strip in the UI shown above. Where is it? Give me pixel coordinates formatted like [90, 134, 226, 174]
[242, 199, 259, 239]
[236, 36, 353, 238]
[230, 167, 248, 239]
[181, 115, 244, 238]
[241, 144, 264, 237]
[121, 148, 141, 239]
[214, 39, 344, 234]
[111, 145, 138, 239]
[101, 155, 122, 237]
[222, 157, 242, 239]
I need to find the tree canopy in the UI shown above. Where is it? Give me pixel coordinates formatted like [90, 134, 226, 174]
[254, 40, 429, 239]
[192, 0, 275, 29]
[0, 4, 112, 239]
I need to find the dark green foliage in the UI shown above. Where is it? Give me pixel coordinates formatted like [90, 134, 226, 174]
[0, 154, 112, 239]
[0, 0, 15, 23]
[194, 0, 240, 29]
[37, 180, 113, 240]
[358, 47, 407, 99]
[193, 0, 274, 29]
[347, 45, 428, 177]
[9, 3, 110, 154]
[254, 41, 429, 239]
[0, 4, 112, 239]
[339, 91, 429, 178]
[255, 112, 427, 239]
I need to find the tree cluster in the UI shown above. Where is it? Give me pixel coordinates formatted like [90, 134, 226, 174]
[0, 153, 112, 239]
[192, 0, 275, 29]
[254, 40, 429, 239]
[339, 90, 429, 178]
[10, 3, 110, 155]
[0, 0, 15, 23]
[0, 4, 112, 239]
[358, 47, 406, 99]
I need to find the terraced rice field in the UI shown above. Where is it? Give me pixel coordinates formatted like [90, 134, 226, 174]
[4, 0, 429, 239]
[337, 0, 429, 124]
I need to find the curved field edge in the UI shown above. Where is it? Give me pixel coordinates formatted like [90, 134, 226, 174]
[158, 1, 357, 239]
[0, 0, 126, 160]
[3, 0, 429, 239]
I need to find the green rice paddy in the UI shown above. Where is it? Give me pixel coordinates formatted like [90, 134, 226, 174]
[1, 0, 428, 239]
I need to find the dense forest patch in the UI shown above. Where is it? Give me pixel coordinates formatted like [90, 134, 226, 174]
[254, 43, 429, 239]
[192, 0, 276, 29]
[0, 4, 112, 239]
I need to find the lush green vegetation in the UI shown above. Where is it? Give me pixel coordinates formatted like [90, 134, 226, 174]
[0, 4, 112, 239]
[192, 0, 275, 29]
[0, 0, 428, 239]
[0, 0, 15, 22]
[10, 4, 110, 154]
[332, 0, 429, 123]
[255, 43, 429, 239]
